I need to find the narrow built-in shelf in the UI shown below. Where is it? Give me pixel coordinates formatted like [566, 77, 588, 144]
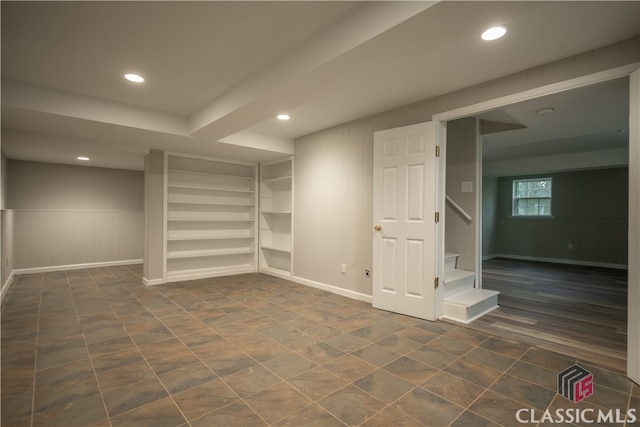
[262, 175, 292, 183]
[167, 235, 254, 241]
[260, 211, 292, 214]
[168, 168, 255, 181]
[167, 218, 254, 222]
[259, 158, 293, 277]
[167, 248, 254, 259]
[260, 245, 291, 253]
[168, 184, 254, 194]
[168, 200, 254, 207]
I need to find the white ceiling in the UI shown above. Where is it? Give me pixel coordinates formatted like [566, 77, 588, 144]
[2, 1, 639, 171]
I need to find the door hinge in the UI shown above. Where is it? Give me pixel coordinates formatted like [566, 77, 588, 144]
[435, 211, 440, 223]
[434, 277, 439, 289]
[435, 145, 440, 157]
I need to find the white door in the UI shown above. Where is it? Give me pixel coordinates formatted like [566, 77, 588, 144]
[372, 122, 439, 320]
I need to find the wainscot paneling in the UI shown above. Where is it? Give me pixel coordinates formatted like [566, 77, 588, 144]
[12, 210, 143, 270]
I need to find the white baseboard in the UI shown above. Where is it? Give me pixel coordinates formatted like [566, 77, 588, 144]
[13, 259, 143, 276]
[143, 277, 165, 286]
[488, 254, 627, 270]
[291, 275, 373, 304]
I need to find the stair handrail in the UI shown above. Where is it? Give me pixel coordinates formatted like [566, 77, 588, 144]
[445, 194, 472, 223]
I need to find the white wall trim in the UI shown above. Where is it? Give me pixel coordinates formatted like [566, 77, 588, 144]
[143, 277, 165, 286]
[1, 270, 16, 304]
[486, 254, 627, 271]
[433, 63, 640, 124]
[13, 259, 143, 275]
[291, 275, 373, 304]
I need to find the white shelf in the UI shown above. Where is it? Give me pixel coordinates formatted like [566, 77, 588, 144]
[168, 248, 254, 259]
[167, 235, 253, 241]
[168, 184, 255, 194]
[168, 168, 255, 181]
[168, 218, 254, 222]
[168, 201, 254, 207]
[263, 175, 292, 183]
[165, 155, 257, 282]
[261, 211, 292, 214]
[261, 245, 291, 254]
[259, 158, 293, 277]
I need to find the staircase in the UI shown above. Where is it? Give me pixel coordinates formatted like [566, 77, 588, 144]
[441, 253, 499, 324]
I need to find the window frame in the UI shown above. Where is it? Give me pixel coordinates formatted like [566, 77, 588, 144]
[511, 177, 553, 218]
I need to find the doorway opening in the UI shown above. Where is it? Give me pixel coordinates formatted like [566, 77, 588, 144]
[434, 67, 637, 380]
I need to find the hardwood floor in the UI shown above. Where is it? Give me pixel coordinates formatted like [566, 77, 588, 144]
[462, 258, 628, 373]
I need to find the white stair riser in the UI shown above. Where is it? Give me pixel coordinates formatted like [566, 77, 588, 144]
[442, 293, 499, 324]
[444, 273, 475, 297]
[444, 253, 458, 273]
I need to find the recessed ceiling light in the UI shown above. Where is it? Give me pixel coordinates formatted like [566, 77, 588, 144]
[481, 25, 507, 41]
[124, 73, 144, 83]
[77, 156, 90, 161]
[536, 107, 555, 115]
[277, 114, 290, 121]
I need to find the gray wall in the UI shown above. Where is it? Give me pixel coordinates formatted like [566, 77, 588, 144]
[445, 117, 478, 271]
[7, 160, 143, 210]
[293, 36, 638, 297]
[482, 176, 499, 258]
[493, 168, 628, 266]
[4, 159, 144, 272]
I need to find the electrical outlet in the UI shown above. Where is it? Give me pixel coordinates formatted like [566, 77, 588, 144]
[341, 263, 346, 274]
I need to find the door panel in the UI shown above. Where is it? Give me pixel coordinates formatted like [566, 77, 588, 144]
[373, 121, 438, 320]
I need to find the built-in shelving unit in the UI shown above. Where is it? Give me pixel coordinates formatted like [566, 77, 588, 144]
[165, 155, 257, 282]
[259, 158, 293, 278]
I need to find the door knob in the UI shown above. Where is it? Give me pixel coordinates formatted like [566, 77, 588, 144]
[374, 224, 382, 231]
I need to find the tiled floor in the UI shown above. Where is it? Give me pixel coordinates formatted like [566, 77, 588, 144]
[2, 265, 639, 427]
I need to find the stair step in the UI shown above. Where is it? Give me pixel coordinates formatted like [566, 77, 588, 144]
[444, 252, 458, 273]
[442, 288, 499, 324]
[444, 269, 475, 297]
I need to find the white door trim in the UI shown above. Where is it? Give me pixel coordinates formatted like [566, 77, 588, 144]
[432, 62, 640, 383]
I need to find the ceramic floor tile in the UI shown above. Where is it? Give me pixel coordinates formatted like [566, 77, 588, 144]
[31, 393, 109, 427]
[288, 366, 349, 401]
[109, 397, 187, 427]
[158, 362, 218, 395]
[262, 351, 316, 380]
[450, 410, 502, 427]
[317, 384, 386, 426]
[359, 406, 424, 427]
[444, 356, 504, 388]
[382, 355, 438, 385]
[392, 387, 464, 427]
[33, 374, 101, 414]
[172, 378, 239, 421]
[490, 373, 557, 411]
[421, 371, 486, 407]
[243, 381, 313, 425]
[273, 403, 346, 427]
[469, 389, 541, 426]
[189, 400, 267, 427]
[203, 347, 258, 378]
[4, 267, 638, 427]
[102, 377, 168, 417]
[322, 354, 378, 383]
[222, 365, 282, 398]
[353, 368, 414, 403]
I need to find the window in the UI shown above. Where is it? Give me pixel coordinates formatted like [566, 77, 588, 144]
[512, 178, 552, 217]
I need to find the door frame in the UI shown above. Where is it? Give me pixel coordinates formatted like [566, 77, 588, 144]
[432, 63, 640, 383]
